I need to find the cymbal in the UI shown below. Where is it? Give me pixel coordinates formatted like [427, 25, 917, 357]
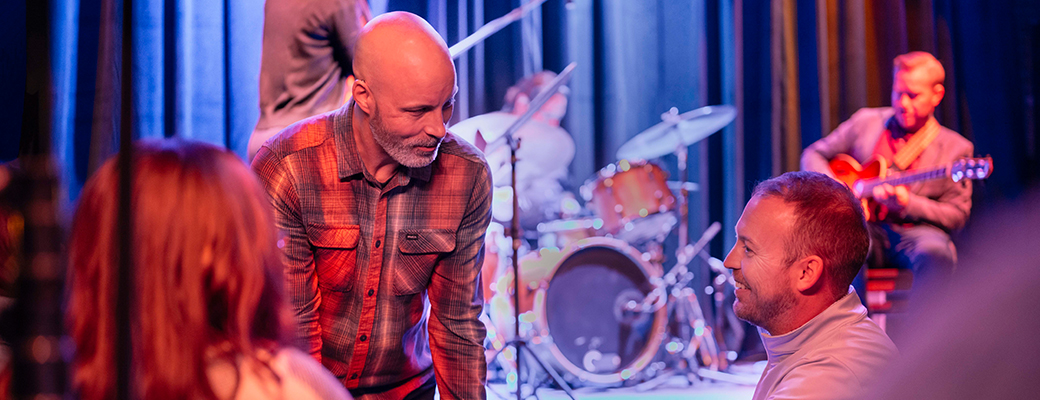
[616, 105, 737, 160]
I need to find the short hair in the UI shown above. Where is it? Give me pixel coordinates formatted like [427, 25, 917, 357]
[502, 70, 569, 112]
[893, 51, 945, 87]
[752, 171, 869, 297]
[68, 139, 291, 399]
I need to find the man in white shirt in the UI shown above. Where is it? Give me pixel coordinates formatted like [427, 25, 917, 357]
[725, 171, 898, 400]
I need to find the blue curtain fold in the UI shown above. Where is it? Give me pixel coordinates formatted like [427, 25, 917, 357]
[9, 0, 1038, 231]
[769, 0, 1040, 205]
[13, 0, 264, 208]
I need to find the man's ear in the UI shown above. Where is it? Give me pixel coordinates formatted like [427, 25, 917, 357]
[792, 255, 825, 293]
[354, 79, 374, 115]
[931, 83, 946, 106]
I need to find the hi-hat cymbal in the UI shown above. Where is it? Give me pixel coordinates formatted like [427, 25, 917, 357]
[616, 105, 737, 160]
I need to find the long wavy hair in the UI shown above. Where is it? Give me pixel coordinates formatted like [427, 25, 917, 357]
[67, 139, 291, 399]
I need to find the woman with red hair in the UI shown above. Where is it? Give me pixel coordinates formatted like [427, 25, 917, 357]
[66, 139, 351, 400]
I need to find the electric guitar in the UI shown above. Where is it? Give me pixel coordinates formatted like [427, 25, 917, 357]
[828, 154, 993, 221]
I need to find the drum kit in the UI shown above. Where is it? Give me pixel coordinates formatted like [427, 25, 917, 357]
[442, 1, 744, 394]
[477, 96, 740, 396]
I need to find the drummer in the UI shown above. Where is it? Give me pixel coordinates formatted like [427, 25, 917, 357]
[451, 71, 576, 230]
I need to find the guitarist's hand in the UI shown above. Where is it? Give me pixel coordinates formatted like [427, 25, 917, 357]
[872, 184, 910, 216]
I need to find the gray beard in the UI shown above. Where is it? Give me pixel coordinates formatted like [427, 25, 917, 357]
[369, 115, 441, 168]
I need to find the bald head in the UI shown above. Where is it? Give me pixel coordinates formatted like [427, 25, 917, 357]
[348, 12, 458, 179]
[353, 12, 454, 91]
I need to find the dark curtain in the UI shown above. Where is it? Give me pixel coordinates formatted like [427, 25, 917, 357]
[762, 0, 1040, 206]
[12, 0, 744, 251]
[9, 0, 1039, 345]
[10, 0, 264, 210]
[11, 0, 1039, 237]
[9, 0, 1039, 367]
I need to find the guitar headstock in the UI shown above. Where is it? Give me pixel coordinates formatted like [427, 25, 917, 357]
[950, 156, 993, 183]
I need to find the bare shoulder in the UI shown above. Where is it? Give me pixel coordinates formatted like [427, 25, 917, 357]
[270, 347, 353, 400]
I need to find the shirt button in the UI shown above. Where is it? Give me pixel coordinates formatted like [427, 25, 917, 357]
[368, 289, 375, 296]
[351, 373, 358, 379]
[375, 239, 381, 248]
[359, 334, 368, 342]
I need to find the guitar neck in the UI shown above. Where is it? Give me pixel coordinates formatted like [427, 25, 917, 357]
[858, 166, 947, 193]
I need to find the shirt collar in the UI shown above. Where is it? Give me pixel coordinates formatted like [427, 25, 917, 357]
[334, 101, 434, 184]
[759, 287, 868, 360]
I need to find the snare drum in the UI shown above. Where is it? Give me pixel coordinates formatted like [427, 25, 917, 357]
[581, 160, 677, 243]
[536, 218, 600, 249]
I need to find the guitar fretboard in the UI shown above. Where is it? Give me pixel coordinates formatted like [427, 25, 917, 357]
[856, 166, 947, 193]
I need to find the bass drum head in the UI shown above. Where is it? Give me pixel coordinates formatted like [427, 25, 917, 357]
[538, 238, 666, 385]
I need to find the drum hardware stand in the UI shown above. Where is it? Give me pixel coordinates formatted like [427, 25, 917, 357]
[705, 250, 740, 371]
[665, 224, 726, 370]
[669, 133, 746, 382]
[608, 105, 741, 388]
[622, 222, 719, 315]
[487, 64, 578, 400]
[664, 114, 746, 377]
[621, 222, 721, 391]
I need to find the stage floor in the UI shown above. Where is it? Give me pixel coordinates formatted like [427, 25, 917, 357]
[487, 383, 755, 400]
[485, 362, 763, 400]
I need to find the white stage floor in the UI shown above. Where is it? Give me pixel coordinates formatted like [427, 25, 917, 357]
[485, 362, 763, 400]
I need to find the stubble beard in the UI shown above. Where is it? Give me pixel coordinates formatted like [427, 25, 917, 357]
[369, 113, 441, 168]
[734, 287, 797, 332]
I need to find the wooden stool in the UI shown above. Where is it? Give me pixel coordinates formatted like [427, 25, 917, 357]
[865, 268, 913, 332]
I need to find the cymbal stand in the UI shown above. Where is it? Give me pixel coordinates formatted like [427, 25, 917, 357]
[623, 223, 721, 390]
[663, 116, 732, 377]
[498, 137, 577, 400]
[668, 224, 724, 373]
[490, 64, 578, 400]
[660, 108, 690, 250]
[665, 114, 744, 382]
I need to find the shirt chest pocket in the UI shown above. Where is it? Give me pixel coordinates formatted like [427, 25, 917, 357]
[394, 229, 457, 296]
[309, 225, 361, 292]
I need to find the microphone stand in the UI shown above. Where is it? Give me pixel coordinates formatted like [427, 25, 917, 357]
[449, 0, 550, 59]
[495, 63, 577, 400]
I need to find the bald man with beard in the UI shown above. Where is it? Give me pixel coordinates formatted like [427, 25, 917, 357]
[252, 12, 492, 399]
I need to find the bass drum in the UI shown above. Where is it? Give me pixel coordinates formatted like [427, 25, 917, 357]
[492, 238, 667, 386]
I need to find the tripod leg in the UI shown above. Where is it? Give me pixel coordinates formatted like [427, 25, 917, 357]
[676, 291, 721, 371]
[517, 343, 578, 400]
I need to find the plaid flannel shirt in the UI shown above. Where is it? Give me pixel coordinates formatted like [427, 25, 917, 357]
[251, 104, 491, 399]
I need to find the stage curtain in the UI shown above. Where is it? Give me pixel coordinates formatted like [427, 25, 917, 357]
[14, 0, 1039, 220]
[765, 0, 1039, 200]
[16, 0, 263, 208]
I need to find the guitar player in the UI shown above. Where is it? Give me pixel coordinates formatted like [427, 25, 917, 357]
[801, 51, 973, 310]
